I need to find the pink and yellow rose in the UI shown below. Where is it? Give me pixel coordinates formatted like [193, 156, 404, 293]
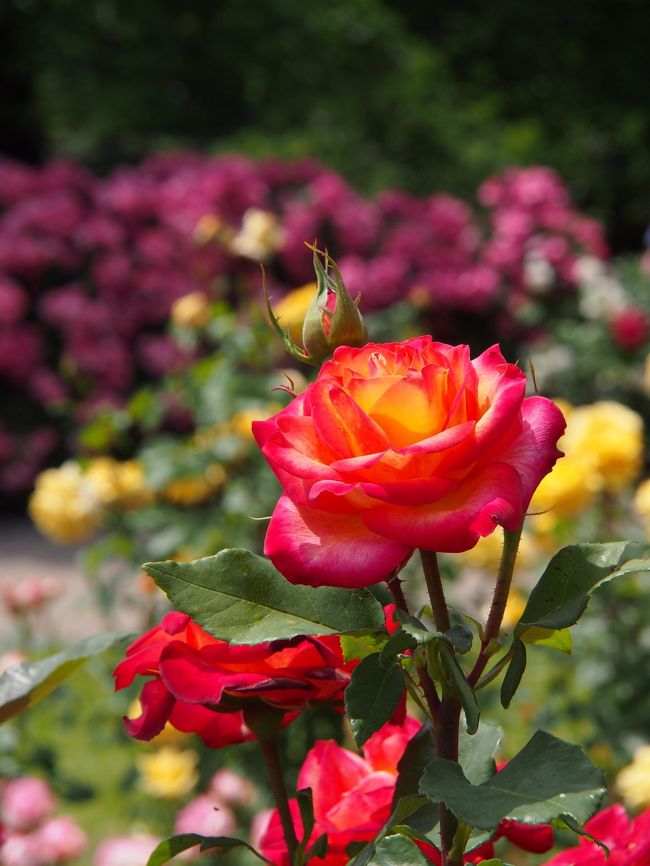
[254, 337, 565, 587]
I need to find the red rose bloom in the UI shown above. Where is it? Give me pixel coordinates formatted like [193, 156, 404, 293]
[253, 337, 565, 588]
[114, 612, 357, 747]
[257, 718, 552, 866]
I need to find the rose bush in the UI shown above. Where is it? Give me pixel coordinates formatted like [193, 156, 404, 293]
[114, 612, 359, 746]
[254, 337, 565, 586]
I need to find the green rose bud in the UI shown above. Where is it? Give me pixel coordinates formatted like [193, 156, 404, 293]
[265, 246, 367, 367]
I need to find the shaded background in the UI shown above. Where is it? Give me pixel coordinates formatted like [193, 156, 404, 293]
[3, 0, 650, 252]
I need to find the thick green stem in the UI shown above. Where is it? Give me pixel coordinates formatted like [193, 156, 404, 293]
[259, 736, 299, 865]
[468, 527, 523, 687]
[419, 550, 461, 866]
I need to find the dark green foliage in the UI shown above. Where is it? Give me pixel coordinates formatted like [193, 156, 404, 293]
[4, 0, 650, 246]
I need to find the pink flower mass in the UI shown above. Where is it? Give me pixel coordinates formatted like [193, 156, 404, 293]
[254, 337, 565, 587]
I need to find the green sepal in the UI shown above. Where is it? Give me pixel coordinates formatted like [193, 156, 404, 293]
[500, 639, 527, 709]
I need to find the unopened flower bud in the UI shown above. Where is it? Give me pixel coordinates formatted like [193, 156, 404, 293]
[265, 247, 367, 366]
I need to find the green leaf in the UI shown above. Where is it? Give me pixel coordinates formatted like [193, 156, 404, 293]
[500, 639, 527, 709]
[341, 633, 387, 662]
[144, 550, 385, 644]
[0, 632, 132, 724]
[553, 814, 610, 855]
[445, 624, 473, 654]
[516, 543, 648, 635]
[437, 642, 480, 734]
[345, 653, 405, 746]
[367, 834, 430, 866]
[146, 834, 269, 866]
[420, 730, 605, 832]
[391, 720, 501, 844]
[521, 627, 572, 653]
[306, 833, 328, 862]
[394, 610, 436, 642]
[380, 630, 417, 666]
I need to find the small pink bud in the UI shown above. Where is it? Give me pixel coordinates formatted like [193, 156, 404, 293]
[208, 769, 256, 808]
[36, 817, 87, 863]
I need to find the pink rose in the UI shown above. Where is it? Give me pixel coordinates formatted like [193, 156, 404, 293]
[93, 835, 160, 866]
[36, 816, 87, 862]
[174, 795, 236, 837]
[254, 337, 565, 587]
[2, 778, 55, 831]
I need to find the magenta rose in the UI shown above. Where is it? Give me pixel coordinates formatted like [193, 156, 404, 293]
[253, 337, 565, 587]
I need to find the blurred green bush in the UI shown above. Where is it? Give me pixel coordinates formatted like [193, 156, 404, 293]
[2, 0, 650, 249]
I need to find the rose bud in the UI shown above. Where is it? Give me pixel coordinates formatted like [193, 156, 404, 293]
[265, 248, 367, 367]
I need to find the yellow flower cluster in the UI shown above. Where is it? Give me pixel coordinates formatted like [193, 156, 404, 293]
[229, 208, 284, 261]
[136, 746, 199, 799]
[85, 457, 154, 509]
[530, 400, 644, 534]
[161, 464, 227, 506]
[617, 745, 650, 811]
[29, 458, 154, 544]
[28, 463, 104, 544]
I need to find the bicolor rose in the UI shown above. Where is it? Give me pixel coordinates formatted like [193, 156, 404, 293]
[114, 612, 357, 747]
[254, 337, 565, 587]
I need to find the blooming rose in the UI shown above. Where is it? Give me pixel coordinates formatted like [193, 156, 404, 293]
[253, 337, 565, 587]
[543, 804, 650, 866]
[258, 718, 552, 866]
[114, 612, 357, 747]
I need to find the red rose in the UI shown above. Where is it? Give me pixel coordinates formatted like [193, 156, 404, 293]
[543, 804, 650, 866]
[257, 718, 552, 866]
[258, 718, 421, 866]
[254, 337, 565, 587]
[114, 612, 357, 747]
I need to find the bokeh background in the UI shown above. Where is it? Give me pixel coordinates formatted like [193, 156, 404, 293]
[2, 3, 650, 865]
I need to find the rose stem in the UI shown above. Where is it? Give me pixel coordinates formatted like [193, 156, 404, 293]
[387, 571, 441, 717]
[259, 736, 299, 864]
[419, 550, 461, 866]
[468, 526, 522, 687]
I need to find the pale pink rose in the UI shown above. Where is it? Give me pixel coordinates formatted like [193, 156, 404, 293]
[1, 833, 44, 866]
[173, 796, 236, 837]
[2, 778, 55, 831]
[208, 770, 256, 808]
[35, 816, 87, 862]
[92, 835, 160, 866]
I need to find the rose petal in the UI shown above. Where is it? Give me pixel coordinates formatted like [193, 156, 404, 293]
[498, 396, 566, 509]
[362, 463, 523, 551]
[159, 643, 265, 704]
[124, 678, 174, 740]
[264, 495, 412, 587]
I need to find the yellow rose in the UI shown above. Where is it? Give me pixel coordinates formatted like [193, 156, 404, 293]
[617, 745, 650, 810]
[136, 747, 199, 799]
[561, 401, 643, 493]
[85, 458, 154, 509]
[171, 292, 212, 329]
[28, 463, 104, 544]
[161, 464, 227, 506]
[530, 455, 598, 520]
